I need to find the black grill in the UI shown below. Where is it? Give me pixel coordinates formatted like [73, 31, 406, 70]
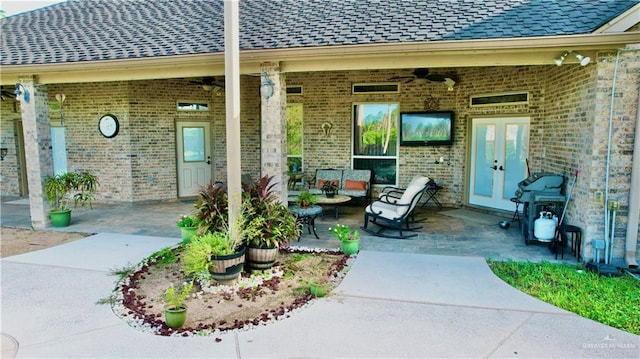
[515, 173, 565, 244]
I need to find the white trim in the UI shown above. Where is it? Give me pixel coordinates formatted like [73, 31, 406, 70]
[594, 4, 640, 33]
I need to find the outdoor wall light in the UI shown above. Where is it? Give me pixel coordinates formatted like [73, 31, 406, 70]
[15, 83, 30, 103]
[0, 148, 8, 161]
[55, 93, 66, 126]
[555, 51, 591, 67]
[260, 73, 274, 100]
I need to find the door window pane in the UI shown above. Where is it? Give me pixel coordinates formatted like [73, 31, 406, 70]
[503, 123, 529, 199]
[183, 127, 205, 162]
[353, 103, 399, 185]
[473, 124, 495, 196]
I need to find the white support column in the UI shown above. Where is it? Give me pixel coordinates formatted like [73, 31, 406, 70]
[17, 77, 53, 229]
[260, 62, 288, 202]
[224, 0, 242, 240]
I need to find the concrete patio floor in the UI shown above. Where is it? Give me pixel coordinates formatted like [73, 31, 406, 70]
[1, 196, 578, 264]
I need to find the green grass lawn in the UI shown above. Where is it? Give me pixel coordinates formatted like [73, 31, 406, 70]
[488, 261, 640, 335]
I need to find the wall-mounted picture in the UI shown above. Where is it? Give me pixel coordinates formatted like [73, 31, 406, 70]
[400, 111, 454, 146]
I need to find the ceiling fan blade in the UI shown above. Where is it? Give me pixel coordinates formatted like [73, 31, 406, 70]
[425, 74, 448, 82]
[413, 68, 430, 78]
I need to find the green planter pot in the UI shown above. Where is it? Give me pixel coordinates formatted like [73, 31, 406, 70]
[164, 305, 187, 329]
[50, 209, 72, 227]
[341, 239, 360, 255]
[209, 246, 246, 283]
[180, 227, 198, 243]
[309, 282, 327, 297]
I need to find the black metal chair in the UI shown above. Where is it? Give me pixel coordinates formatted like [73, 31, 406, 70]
[361, 176, 430, 239]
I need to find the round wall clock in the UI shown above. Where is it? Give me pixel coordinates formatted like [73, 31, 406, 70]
[98, 114, 119, 138]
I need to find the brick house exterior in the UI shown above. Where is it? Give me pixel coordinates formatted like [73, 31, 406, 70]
[1, 0, 639, 265]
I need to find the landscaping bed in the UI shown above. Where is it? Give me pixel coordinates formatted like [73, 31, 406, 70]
[109, 246, 354, 337]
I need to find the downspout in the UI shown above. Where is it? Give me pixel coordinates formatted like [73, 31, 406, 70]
[604, 48, 640, 268]
[603, 50, 619, 264]
[625, 89, 640, 268]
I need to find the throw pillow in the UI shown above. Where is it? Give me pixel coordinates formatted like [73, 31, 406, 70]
[344, 180, 367, 190]
[318, 180, 339, 189]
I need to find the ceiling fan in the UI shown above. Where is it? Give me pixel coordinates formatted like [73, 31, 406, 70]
[390, 68, 457, 89]
[189, 77, 224, 92]
[0, 86, 16, 101]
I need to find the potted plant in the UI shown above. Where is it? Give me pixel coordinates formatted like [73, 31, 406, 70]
[295, 190, 317, 209]
[329, 224, 360, 255]
[163, 281, 193, 329]
[193, 179, 229, 234]
[43, 170, 98, 227]
[309, 279, 328, 297]
[182, 228, 245, 283]
[176, 214, 200, 244]
[321, 180, 339, 198]
[242, 175, 301, 269]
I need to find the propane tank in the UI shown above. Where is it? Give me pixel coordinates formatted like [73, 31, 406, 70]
[534, 211, 556, 240]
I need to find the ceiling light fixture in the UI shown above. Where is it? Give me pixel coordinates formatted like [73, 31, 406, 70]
[555, 51, 591, 67]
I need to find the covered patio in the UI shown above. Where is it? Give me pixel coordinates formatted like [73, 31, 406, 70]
[1, 195, 579, 263]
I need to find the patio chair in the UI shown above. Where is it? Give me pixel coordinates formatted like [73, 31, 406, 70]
[362, 175, 430, 239]
[378, 175, 431, 221]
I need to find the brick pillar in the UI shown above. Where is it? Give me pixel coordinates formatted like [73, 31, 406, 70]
[17, 77, 53, 229]
[260, 62, 288, 202]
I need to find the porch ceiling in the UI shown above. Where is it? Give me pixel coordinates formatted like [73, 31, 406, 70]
[0, 32, 637, 85]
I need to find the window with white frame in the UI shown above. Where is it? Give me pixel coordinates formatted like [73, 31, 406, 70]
[286, 103, 303, 172]
[352, 103, 399, 185]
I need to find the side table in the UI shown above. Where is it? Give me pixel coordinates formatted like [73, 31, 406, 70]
[421, 182, 443, 208]
[289, 205, 322, 240]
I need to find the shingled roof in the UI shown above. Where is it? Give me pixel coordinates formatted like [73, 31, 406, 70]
[1, 0, 637, 66]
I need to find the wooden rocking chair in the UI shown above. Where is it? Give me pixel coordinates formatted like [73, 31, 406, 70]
[361, 176, 430, 239]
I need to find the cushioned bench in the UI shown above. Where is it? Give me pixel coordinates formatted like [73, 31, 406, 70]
[299, 168, 372, 201]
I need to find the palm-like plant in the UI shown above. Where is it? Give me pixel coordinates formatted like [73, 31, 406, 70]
[193, 180, 228, 234]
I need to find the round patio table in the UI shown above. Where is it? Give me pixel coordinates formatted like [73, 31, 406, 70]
[289, 205, 322, 239]
[316, 194, 351, 219]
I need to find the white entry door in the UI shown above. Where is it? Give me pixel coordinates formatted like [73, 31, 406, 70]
[177, 121, 212, 197]
[469, 117, 529, 211]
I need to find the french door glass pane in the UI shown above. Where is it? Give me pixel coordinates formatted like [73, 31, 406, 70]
[503, 123, 529, 199]
[183, 127, 205, 162]
[474, 124, 494, 196]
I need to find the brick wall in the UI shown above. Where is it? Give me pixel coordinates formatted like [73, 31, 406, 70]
[2, 58, 637, 260]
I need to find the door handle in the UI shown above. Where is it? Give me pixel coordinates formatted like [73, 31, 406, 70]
[207, 156, 211, 165]
[207, 160, 211, 164]
[499, 165, 504, 171]
[490, 165, 497, 170]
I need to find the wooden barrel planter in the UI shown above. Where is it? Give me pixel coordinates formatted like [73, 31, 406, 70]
[209, 246, 246, 283]
[246, 245, 278, 270]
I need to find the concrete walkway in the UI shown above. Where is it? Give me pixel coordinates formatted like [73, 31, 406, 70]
[1, 233, 638, 358]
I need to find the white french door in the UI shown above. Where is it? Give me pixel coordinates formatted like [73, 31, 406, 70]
[176, 121, 212, 197]
[469, 117, 529, 211]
